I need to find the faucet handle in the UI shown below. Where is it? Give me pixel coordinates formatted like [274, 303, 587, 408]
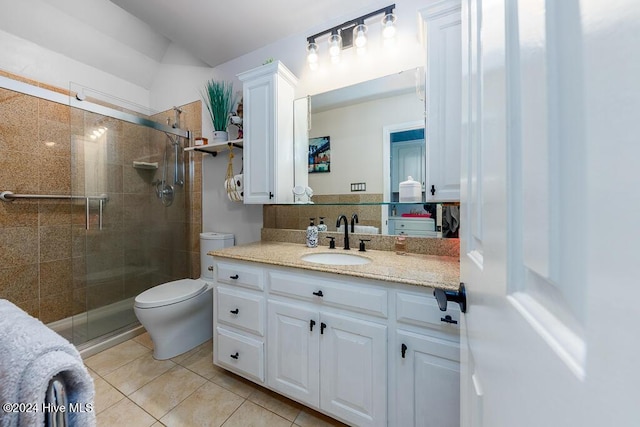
[326, 236, 336, 249]
[358, 239, 371, 252]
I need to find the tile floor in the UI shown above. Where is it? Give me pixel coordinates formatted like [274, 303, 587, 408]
[84, 332, 349, 427]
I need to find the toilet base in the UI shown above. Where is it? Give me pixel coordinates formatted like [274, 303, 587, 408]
[134, 285, 213, 360]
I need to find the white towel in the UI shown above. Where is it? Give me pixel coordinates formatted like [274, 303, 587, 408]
[0, 300, 96, 427]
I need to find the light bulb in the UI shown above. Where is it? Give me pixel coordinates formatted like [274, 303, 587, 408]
[306, 42, 318, 65]
[354, 24, 367, 48]
[382, 13, 397, 39]
[328, 33, 342, 58]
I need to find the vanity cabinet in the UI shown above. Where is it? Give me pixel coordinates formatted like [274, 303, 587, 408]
[421, 0, 462, 202]
[392, 289, 460, 427]
[211, 256, 460, 427]
[237, 61, 298, 204]
[267, 269, 388, 427]
[213, 260, 266, 383]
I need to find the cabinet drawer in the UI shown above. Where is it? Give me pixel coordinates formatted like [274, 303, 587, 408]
[215, 327, 264, 383]
[268, 270, 388, 318]
[216, 261, 263, 290]
[396, 290, 460, 333]
[216, 287, 265, 336]
[391, 218, 435, 231]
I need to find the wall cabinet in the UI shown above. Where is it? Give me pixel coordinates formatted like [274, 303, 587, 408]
[212, 257, 460, 427]
[237, 61, 298, 204]
[422, 0, 462, 202]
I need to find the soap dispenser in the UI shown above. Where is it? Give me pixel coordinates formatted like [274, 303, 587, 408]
[317, 217, 327, 232]
[306, 218, 318, 248]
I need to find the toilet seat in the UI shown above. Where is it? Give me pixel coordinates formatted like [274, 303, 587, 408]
[135, 279, 208, 309]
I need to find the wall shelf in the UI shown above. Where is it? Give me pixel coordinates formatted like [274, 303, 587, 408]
[184, 139, 243, 156]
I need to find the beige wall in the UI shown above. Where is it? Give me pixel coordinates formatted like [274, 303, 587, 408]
[0, 70, 202, 325]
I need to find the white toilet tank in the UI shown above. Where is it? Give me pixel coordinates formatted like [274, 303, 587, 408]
[200, 232, 234, 279]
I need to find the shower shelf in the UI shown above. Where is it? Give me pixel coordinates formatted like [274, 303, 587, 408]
[184, 139, 243, 157]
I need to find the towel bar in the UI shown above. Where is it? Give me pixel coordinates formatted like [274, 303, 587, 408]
[0, 191, 108, 231]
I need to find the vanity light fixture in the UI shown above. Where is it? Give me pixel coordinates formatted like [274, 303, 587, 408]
[305, 4, 396, 69]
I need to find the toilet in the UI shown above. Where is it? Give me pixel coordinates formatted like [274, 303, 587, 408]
[134, 232, 234, 360]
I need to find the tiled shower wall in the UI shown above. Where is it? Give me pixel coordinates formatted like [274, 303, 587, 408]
[0, 70, 202, 326]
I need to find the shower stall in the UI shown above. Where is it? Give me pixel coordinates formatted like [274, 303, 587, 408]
[0, 74, 201, 354]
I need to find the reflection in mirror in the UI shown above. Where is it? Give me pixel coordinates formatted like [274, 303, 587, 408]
[281, 68, 459, 238]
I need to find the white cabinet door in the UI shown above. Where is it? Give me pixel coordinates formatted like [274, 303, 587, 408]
[320, 312, 387, 427]
[395, 329, 460, 427]
[422, 1, 462, 202]
[241, 72, 273, 204]
[238, 61, 297, 204]
[267, 300, 320, 407]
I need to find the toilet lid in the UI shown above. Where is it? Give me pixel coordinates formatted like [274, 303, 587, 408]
[135, 279, 208, 308]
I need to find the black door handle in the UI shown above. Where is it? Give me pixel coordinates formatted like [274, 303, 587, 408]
[434, 283, 467, 313]
[401, 343, 407, 359]
[310, 319, 316, 332]
[312, 290, 323, 297]
[230, 274, 239, 280]
[320, 322, 327, 334]
[230, 352, 239, 360]
[230, 308, 239, 315]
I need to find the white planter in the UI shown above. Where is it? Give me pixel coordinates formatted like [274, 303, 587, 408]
[212, 130, 228, 142]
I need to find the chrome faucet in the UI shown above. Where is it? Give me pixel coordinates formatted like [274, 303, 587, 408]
[351, 213, 359, 232]
[336, 214, 350, 250]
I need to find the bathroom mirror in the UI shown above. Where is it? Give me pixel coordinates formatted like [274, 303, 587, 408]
[294, 68, 426, 200]
[271, 68, 460, 239]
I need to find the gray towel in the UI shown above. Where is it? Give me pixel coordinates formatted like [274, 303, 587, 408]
[0, 299, 96, 427]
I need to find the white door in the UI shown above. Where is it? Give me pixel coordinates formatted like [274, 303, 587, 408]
[392, 140, 425, 192]
[267, 300, 319, 407]
[320, 312, 387, 427]
[460, 1, 640, 426]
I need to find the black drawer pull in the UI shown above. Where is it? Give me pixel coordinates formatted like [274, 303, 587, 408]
[320, 322, 327, 334]
[230, 352, 239, 360]
[401, 343, 408, 358]
[310, 319, 316, 332]
[440, 315, 458, 324]
[312, 290, 323, 297]
[230, 308, 239, 315]
[229, 274, 239, 280]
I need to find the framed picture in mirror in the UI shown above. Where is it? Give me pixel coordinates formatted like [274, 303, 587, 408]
[309, 136, 330, 173]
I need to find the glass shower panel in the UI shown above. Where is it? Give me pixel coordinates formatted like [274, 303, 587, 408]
[70, 101, 189, 346]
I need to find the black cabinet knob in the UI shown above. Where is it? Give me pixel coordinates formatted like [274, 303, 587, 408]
[430, 185, 436, 196]
[230, 308, 239, 315]
[401, 343, 408, 359]
[312, 290, 323, 297]
[440, 315, 458, 324]
[320, 322, 327, 334]
[230, 352, 239, 360]
[309, 319, 316, 332]
[229, 274, 239, 280]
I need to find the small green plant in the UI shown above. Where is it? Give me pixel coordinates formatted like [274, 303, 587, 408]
[202, 80, 236, 131]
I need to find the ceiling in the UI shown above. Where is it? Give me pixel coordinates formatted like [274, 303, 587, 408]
[0, 0, 391, 89]
[107, 0, 383, 67]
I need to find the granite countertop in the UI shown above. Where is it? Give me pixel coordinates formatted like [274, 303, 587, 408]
[209, 241, 460, 291]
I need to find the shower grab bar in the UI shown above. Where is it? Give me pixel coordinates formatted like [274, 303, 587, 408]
[0, 191, 108, 231]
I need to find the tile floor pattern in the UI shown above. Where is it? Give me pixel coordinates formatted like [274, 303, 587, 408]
[84, 333, 350, 427]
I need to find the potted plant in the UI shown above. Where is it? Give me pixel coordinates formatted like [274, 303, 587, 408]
[202, 79, 236, 142]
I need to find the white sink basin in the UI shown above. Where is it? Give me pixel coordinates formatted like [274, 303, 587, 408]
[301, 252, 371, 266]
